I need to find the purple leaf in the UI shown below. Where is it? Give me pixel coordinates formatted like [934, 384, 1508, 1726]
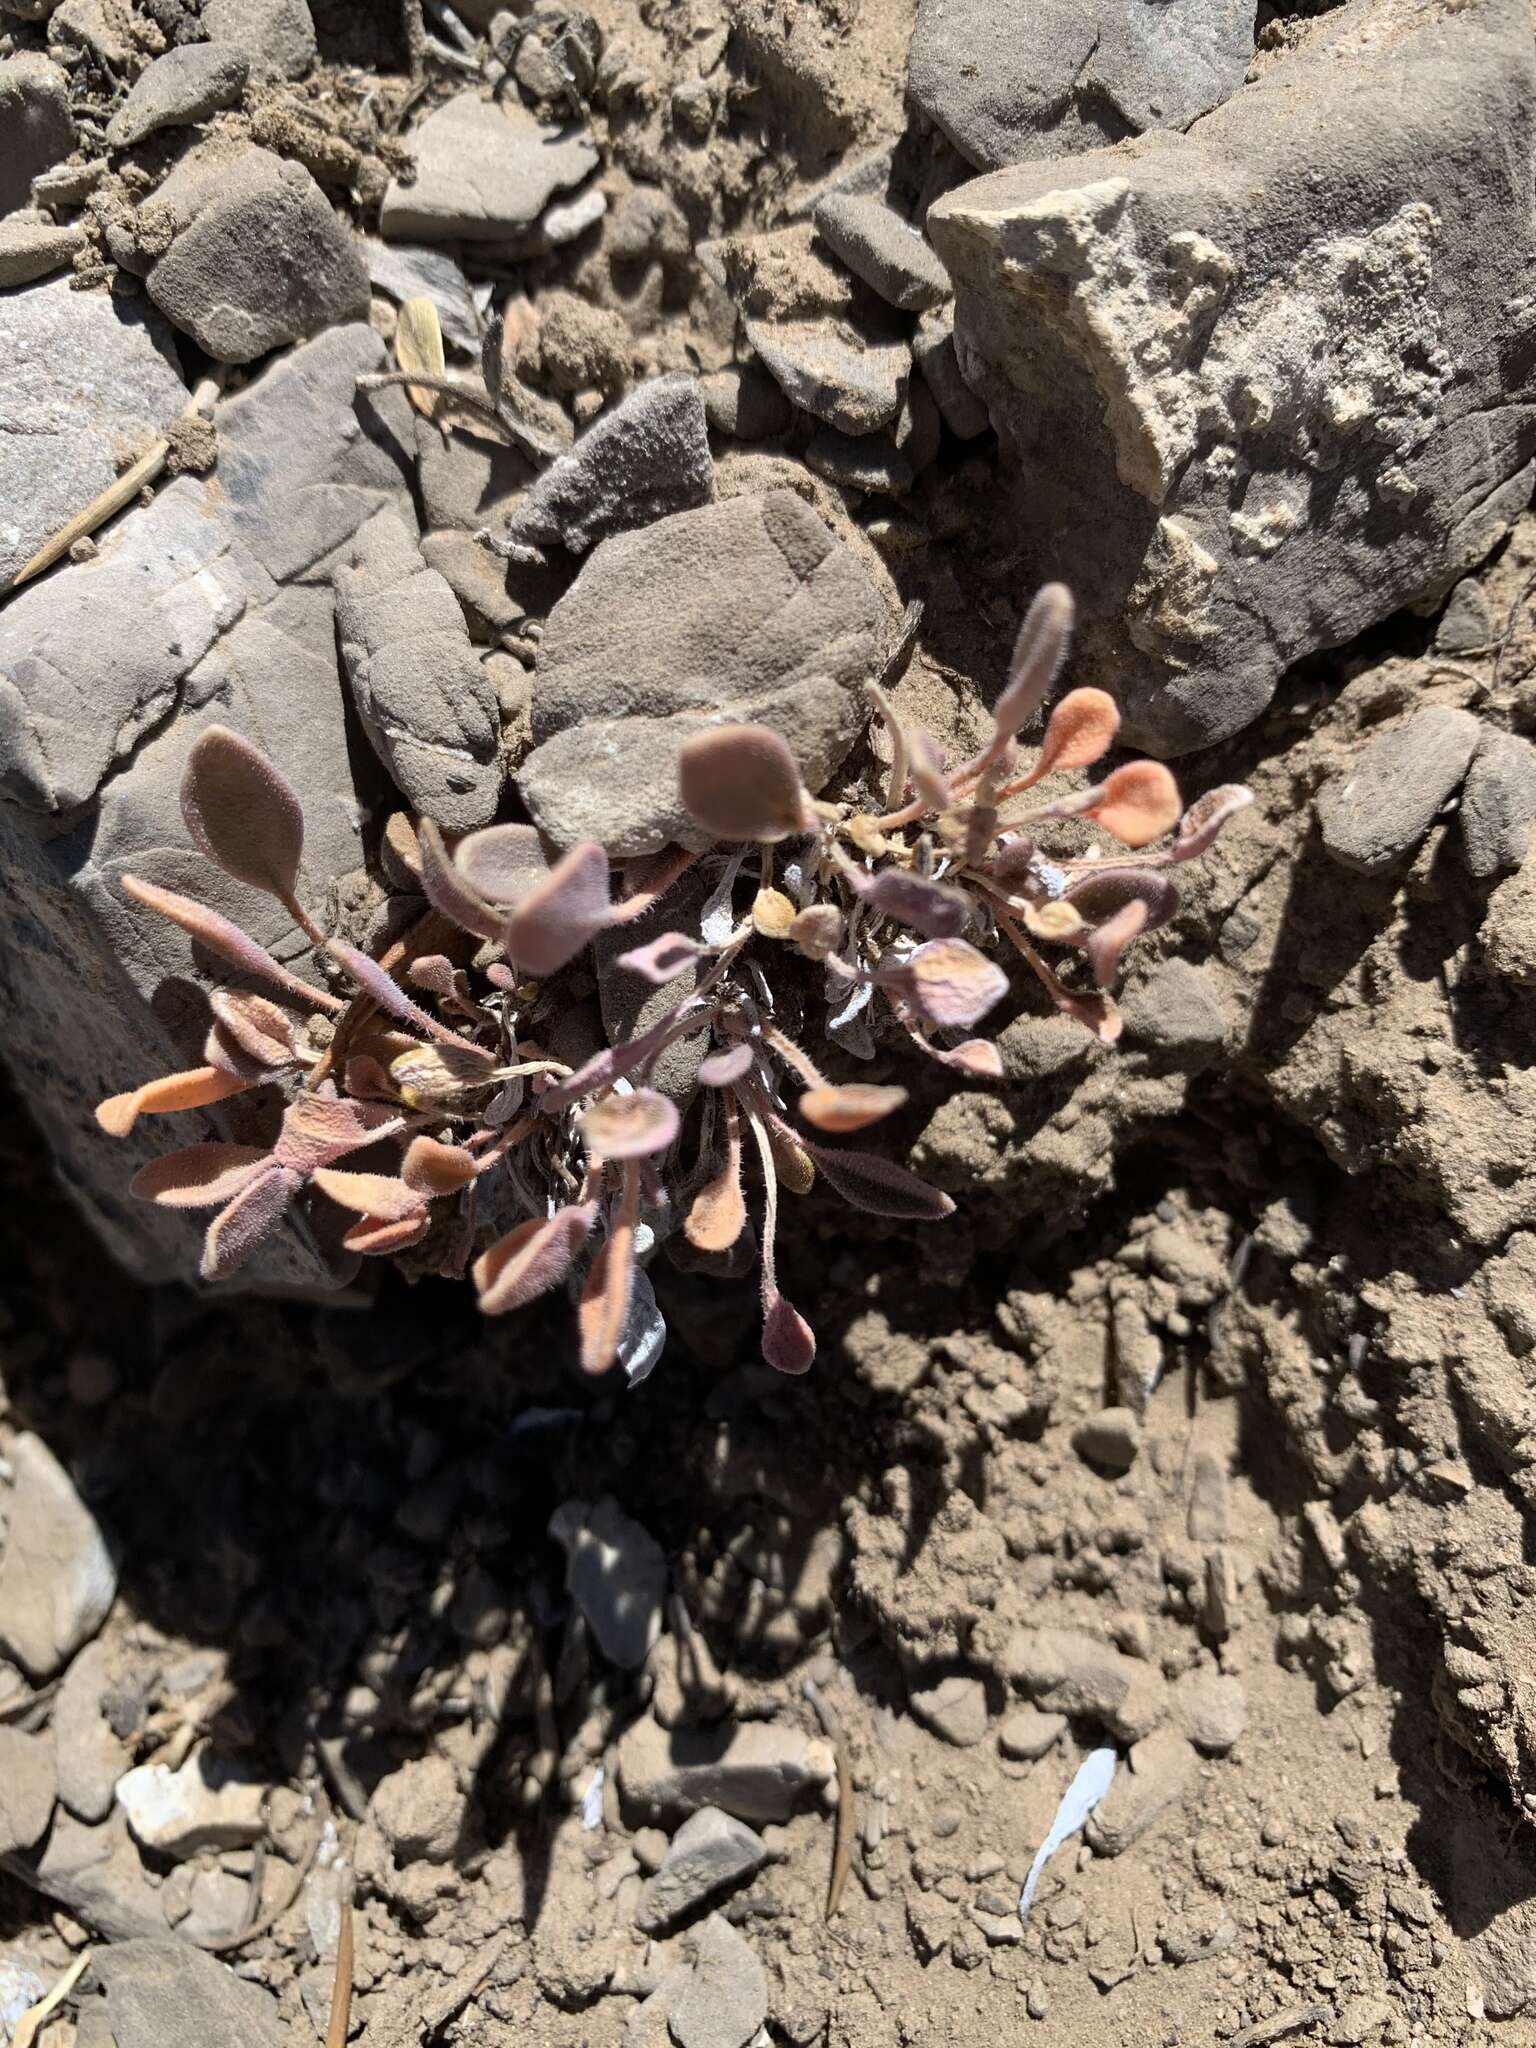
[475, 1203, 595, 1315]
[1083, 898, 1149, 988]
[845, 865, 969, 939]
[897, 937, 1009, 1031]
[804, 1142, 955, 1220]
[678, 725, 810, 843]
[200, 1164, 298, 1280]
[120, 874, 342, 1012]
[506, 840, 611, 977]
[993, 584, 1074, 744]
[208, 989, 299, 1069]
[577, 1088, 681, 1161]
[327, 938, 479, 1047]
[1173, 783, 1254, 862]
[614, 930, 708, 984]
[453, 823, 549, 903]
[698, 1043, 753, 1087]
[416, 819, 502, 943]
[761, 1290, 816, 1375]
[1065, 867, 1179, 932]
[275, 1092, 401, 1174]
[180, 724, 305, 908]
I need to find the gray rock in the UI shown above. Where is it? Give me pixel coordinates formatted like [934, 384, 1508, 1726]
[200, 0, 316, 82]
[54, 1638, 131, 1822]
[147, 145, 368, 363]
[1318, 706, 1482, 874]
[805, 429, 913, 497]
[594, 872, 710, 1105]
[668, 1914, 768, 2048]
[1173, 1669, 1247, 1755]
[0, 219, 84, 286]
[0, 1810, 165, 1942]
[998, 1706, 1066, 1762]
[0, 1435, 116, 1681]
[1084, 1726, 1198, 1856]
[1004, 1626, 1168, 1742]
[0, 277, 186, 592]
[420, 529, 524, 634]
[813, 194, 950, 312]
[105, 43, 250, 149]
[1071, 1406, 1142, 1472]
[617, 1715, 835, 1824]
[418, 420, 532, 534]
[0, 55, 74, 217]
[1122, 959, 1229, 1064]
[701, 364, 792, 441]
[335, 509, 501, 831]
[912, 308, 990, 439]
[550, 1497, 667, 1670]
[909, 1674, 988, 1747]
[636, 1807, 768, 1934]
[495, 373, 714, 563]
[928, 0, 1536, 754]
[367, 238, 479, 354]
[1461, 729, 1536, 880]
[116, 1751, 266, 1858]
[380, 93, 599, 242]
[910, 0, 1251, 175]
[372, 1754, 463, 1864]
[519, 489, 887, 856]
[746, 318, 909, 436]
[1435, 577, 1493, 654]
[0, 1728, 56, 1856]
[895, 376, 942, 475]
[93, 1938, 286, 2048]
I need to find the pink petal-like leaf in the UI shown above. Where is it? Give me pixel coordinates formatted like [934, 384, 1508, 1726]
[311, 1168, 426, 1221]
[343, 1054, 397, 1102]
[406, 953, 457, 996]
[789, 904, 844, 960]
[200, 1164, 297, 1280]
[1173, 783, 1254, 862]
[909, 730, 951, 813]
[993, 583, 1074, 743]
[474, 1203, 595, 1315]
[131, 1143, 269, 1208]
[209, 989, 299, 1069]
[698, 1044, 753, 1087]
[686, 1153, 747, 1251]
[614, 931, 708, 984]
[678, 725, 810, 843]
[97, 1065, 254, 1137]
[799, 1084, 907, 1134]
[327, 939, 479, 1047]
[1083, 898, 1148, 987]
[577, 1088, 681, 1161]
[453, 823, 549, 903]
[900, 937, 1009, 1031]
[761, 1290, 816, 1375]
[275, 1092, 399, 1174]
[416, 819, 503, 943]
[844, 865, 969, 940]
[506, 840, 611, 977]
[120, 874, 341, 1012]
[1065, 866, 1180, 932]
[1086, 762, 1181, 848]
[1025, 687, 1119, 783]
[180, 724, 305, 907]
[804, 1143, 955, 1220]
[401, 1135, 479, 1195]
[578, 1218, 636, 1375]
[343, 1211, 432, 1256]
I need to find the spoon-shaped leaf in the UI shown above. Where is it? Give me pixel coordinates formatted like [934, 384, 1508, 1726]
[506, 840, 611, 977]
[121, 874, 342, 1012]
[200, 1164, 297, 1280]
[417, 819, 503, 943]
[1021, 687, 1119, 784]
[1087, 762, 1181, 847]
[311, 1168, 426, 1221]
[474, 1203, 595, 1315]
[993, 583, 1074, 743]
[1083, 898, 1148, 987]
[698, 1044, 753, 1087]
[1173, 783, 1253, 861]
[762, 1290, 816, 1374]
[805, 1143, 955, 1220]
[401, 1135, 480, 1195]
[130, 1144, 269, 1208]
[799, 1084, 908, 1134]
[454, 822, 550, 903]
[577, 1088, 681, 1161]
[97, 1065, 254, 1136]
[180, 725, 307, 910]
[844, 864, 969, 939]
[614, 930, 708, 984]
[679, 725, 810, 843]
[209, 990, 299, 1069]
[901, 937, 1009, 1030]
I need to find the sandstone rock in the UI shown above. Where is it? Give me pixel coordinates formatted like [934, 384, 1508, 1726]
[1461, 729, 1536, 880]
[1318, 707, 1481, 874]
[148, 146, 369, 362]
[813, 194, 950, 311]
[909, 1674, 988, 1747]
[1482, 846, 1536, 984]
[367, 239, 479, 353]
[1173, 1669, 1247, 1755]
[93, 1938, 286, 2048]
[1071, 1407, 1142, 1472]
[380, 93, 598, 242]
[417, 420, 533, 532]
[1004, 1626, 1168, 1742]
[550, 1497, 667, 1671]
[998, 1707, 1066, 1762]
[54, 1638, 131, 1821]
[201, 0, 316, 81]
[746, 318, 908, 436]
[0, 1728, 56, 1856]
[1084, 1726, 1198, 1855]
[494, 374, 714, 563]
[928, 0, 1536, 754]
[636, 1807, 768, 1933]
[668, 1914, 768, 2048]
[1122, 960, 1230, 1065]
[334, 508, 502, 832]
[805, 429, 913, 498]
[105, 42, 249, 149]
[0, 1810, 165, 1941]
[701, 365, 792, 441]
[519, 490, 886, 857]
[0, 277, 186, 592]
[372, 1755, 463, 1864]
[116, 1751, 267, 1858]
[0, 218, 83, 286]
[420, 530, 524, 634]
[912, 308, 990, 440]
[617, 1715, 834, 1824]
[0, 55, 74, 216]
[0, 1435, 117, 1680]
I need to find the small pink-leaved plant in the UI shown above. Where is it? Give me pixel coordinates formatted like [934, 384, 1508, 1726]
[97, 585, 1250, 1377]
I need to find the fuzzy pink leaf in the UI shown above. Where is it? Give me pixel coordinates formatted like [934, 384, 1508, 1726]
[1065, 866, 1180, 932]
[180, 724, 306, 906]
[698, 1044, 753, 1087]
[311, 1168, 426, 1221]
[1086, 762, 1181, 848]
[406, 953, 457, 996]
[805, 1142, 955, 1220]
[900, 937, 1009, 1031]
[845, 865, 969, 939]
[327, 939, 476, 1047]
[343, 1054, 397, 1102]
[131, 1143, 269, 1208]
[577, 1088, 681, 1161]
[1026, 687, 1119, 782]
[1173, 783, 1254, 862]
[936, 1037, 1004, 1077]
[453, 823, 549, 903]
[799, 1084, 907, 1134]
[987, 836, 1037, 892]
[401, 1135, 480, 1195]
[275, 1092, 399, 1174]
[200, 1165, 297, 1280]
[908, 730, 951, 813]
[415, 820, 503, 944]
[120, 874, 340, 1012]
[343, 1211, 432, 1256]
[506, 841, 611, 977]
[579, 1225, 635, 1375]
[686, 1138, 747, 1251]
[679, 725, 810, 843]
[993, 583, 1074, 743]
[614, 931, 708, 984]
[475, 1203, 595, 1315]
[1083, 898, 1148, 987]
[789, 904, 844, 960]
[761, 1291, 816, 1375]
[209, 990, 299, 1069]
[97, 1065, 254, 1136]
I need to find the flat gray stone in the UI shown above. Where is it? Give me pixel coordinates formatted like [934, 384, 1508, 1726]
[116, 1751, 266, 1858]
[53, 1638, 131, 1822]
[636, 1807, 768, 1934]
[1071, 1407, 1142, 1472]
[805, 428, 913, 497]
[667, 1914, 767, 2048]
[1004, 1626, 1169, 1743]
[0, 1435, 117, 1682]
[1173, 1669, 1247, 1755]
[200, 0, 316, 82]
[0, 218, 83, 286]
[0, 55, 74, 216]
[518, 489, 887, 856]
[1318, 706, 1482, 874]
[700, 365, 792, 440]
[0, 1728, 56, 1857]
[105, 42, 249, 149]
[417, 418, 533, 532]
[998, 1707, 1066, 1761]
[0, 277, 186, 592]
[495, 373, 714, 563]
[1123, 959, 1229, 1064]
[147, 146, 368, 363]
[617, 1716, 834, 1825]
[746, 317, 908, 435]
[550, 1497, 667, 1671]
[1461, 728, 1536, 880]
[0, 1810, 165, 1942]
[912, 307, 990, 439]
[334, 508, 502, 832]
[367, 238, 479, 353]
[928, 0, 1536, 754]
[909, 1674, 988, 1747]
[814, 194, 950, 311]
[381, 93, 598, 242]
[93, 1939, 286, 2048]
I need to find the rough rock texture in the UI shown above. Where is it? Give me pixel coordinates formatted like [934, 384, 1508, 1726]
[104, 42, 249, 149]
[147, 146, 368, 363]
[746, 318, 909, 436]
[909, 0, 1253, 173]
[1317, 707, 1481, 875]
[1084, 1727, 1198, 1855]
[550, 1497, 668, 1670]
[635, 1807, 768, 1933]
[496, 374, 714, 563]
[53, 1638, 131, 1822]
[617, 1715, 834, 1823]
[519, 490, 887, 856]
[115, 1752, 266, 1857]
[93, 1940, 287, 2048]
[334, 509, 502, 832]
[0, 1434, 117, 1680]
[701, 365, 792, 440]
[372, 1755, 463, 1864]
[909, 1673, 988, 1746]
[1461, 729, 1536, 880]
[928, 0, 1536, 753]
[0, 1728, 56, 1857]
[813, 194, 950, 311]
[380, 94, 599, 242]
[0, 324, 414, 1287]
[200, 0, 316, 82]
[0, 218, 84, 286]
[1005, 1626, 1168, 1742]
[0, 55, 74, 216]
[0, 277, 186, 591]
[667, 1914, 768, 2048]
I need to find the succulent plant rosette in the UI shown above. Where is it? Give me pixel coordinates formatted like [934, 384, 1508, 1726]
[97, 585, 1250, 1378]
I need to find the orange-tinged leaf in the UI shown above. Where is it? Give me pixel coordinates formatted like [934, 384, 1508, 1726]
[685, 1158, 747, 1252]
[1088, 761, 1181, 847]
[799, 1084, 908, 1134]
[578, 1213, 636, 1376]
[1173, 782, 1253, 861]
[678, 725, 809, 843]
[698, 1044, 753, 1087]
[96, 1065, 253, 1136]
[401, 1135, 479, 1195]
[417, 819, 502, 943]
[474, 1202, 596, 1315]
[209, 989, 299, 1069]
[576, 1088, 680, 1161]
[180, 725, 306, 907]
[131, 1143, 269, 1207]
[343, 1211, 432, 1255]
[311, 1168, 425, 1222]
[1028, 687, 1119, 781]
